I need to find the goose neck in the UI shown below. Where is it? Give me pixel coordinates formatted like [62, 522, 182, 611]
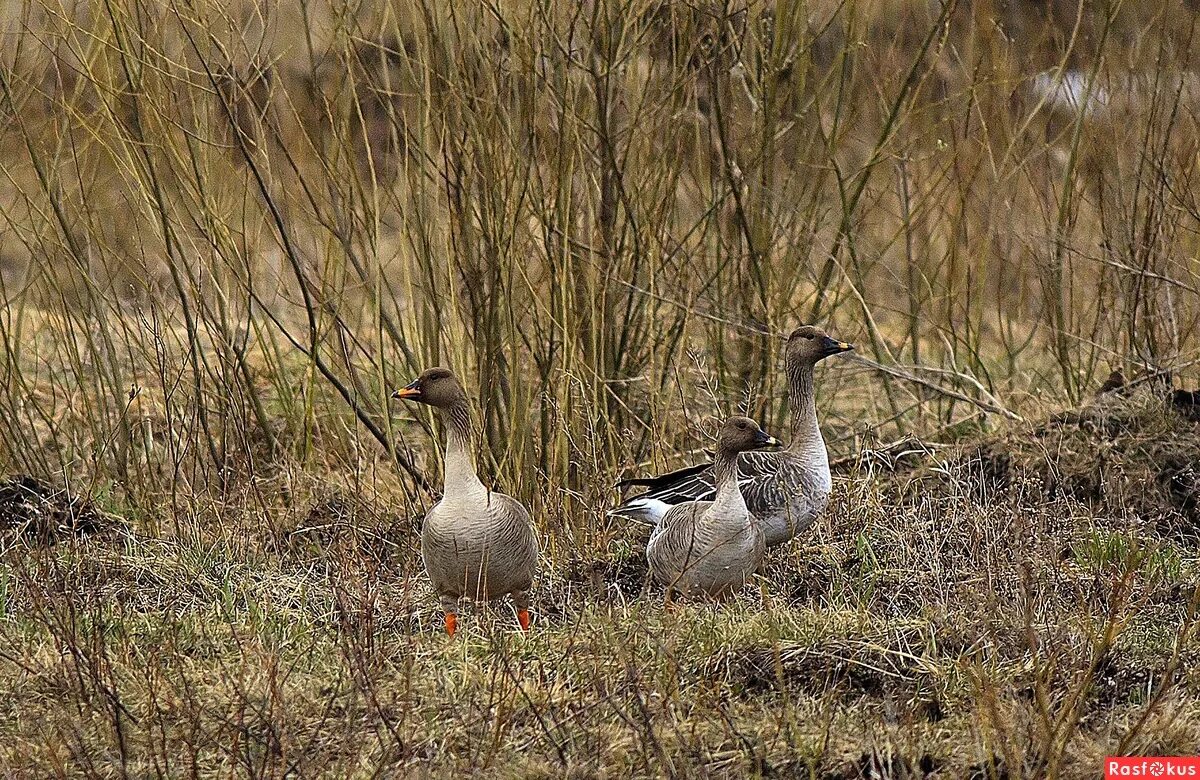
[441, 401, 484, 497]
[709, 448, 748, 518]
[787, 359, 820, 446]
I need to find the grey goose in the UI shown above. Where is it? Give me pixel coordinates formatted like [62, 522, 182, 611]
[393, 367, 539, 636]
[646, 416, 781, 598]
[611, 325, 852, 547]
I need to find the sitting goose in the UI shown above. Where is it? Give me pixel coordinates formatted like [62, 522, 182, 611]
[647, 416, 782, 598]
[611, 325, 852, 547]
[393, 367, 538, 636]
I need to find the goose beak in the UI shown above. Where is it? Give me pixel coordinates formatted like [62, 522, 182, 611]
[821, 336, 854, 356]
[392, 380, 422, 400]
[756, 431, 783, 448]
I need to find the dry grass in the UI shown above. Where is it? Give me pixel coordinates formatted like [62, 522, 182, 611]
[0, 0, 1198, 776]
[0, 390, 1197, 777]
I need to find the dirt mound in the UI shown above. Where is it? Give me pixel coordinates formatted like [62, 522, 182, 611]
[821, 751, 945, 780]
[563, 548, 649, 599]
[866, 390, 1200, 541]
[0, 475, 116, 544]
[711, 634, 943, 701]
[279, 491, 412, 567]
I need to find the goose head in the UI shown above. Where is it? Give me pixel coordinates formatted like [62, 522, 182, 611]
[717, 416, 783, 454]
[786, 325, 853, 367]
[392, 367, 469, 409]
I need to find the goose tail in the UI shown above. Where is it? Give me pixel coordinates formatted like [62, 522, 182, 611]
[606, 497, 671, 526]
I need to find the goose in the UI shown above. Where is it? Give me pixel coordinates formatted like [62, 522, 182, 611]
[646, 416, 781, 598]
[393, 367, 538, 636]
[611, 325, 852, 547]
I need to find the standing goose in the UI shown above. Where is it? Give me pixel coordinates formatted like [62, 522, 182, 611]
[393, 367, 538, 636]
[647, 416, 782, 598]
[611, 326, 852, 547]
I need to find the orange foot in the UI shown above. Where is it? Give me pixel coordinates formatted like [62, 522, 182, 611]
[517, 609, 532, 632]
[444, 613, 457, 637]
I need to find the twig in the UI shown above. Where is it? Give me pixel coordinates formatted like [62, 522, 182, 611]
[845, 354, 1023, 421]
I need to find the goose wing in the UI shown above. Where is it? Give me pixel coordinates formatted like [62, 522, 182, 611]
[646, 501, 706, 581]
[610, 451, 786, 525]
[615, 462, 711, 491]
[608, 465, 716, 525]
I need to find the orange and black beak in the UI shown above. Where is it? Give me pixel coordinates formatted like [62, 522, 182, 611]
[392, 379, 422, 400]
[820, 336, 854, 357]
[756, 430, 783, 448]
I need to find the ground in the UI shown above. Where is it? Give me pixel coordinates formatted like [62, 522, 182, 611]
[0, 387, 1196, 778]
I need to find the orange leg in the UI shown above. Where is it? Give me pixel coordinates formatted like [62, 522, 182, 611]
[444, 612, 457, 637]
[517, 609, 532, 632]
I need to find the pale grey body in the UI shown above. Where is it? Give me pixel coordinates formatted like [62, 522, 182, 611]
[645, 416, 779, 598]
[395, 367, 539, 626]
[422, 436, 538, 614]
[611, 448, 831, 547]
[734, 418, 833, 547]
[646, 481, 766, 598]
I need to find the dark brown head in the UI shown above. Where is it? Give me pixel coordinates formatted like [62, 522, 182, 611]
[785, 325, 854, 367]
[392, 367, 468, 409]
[717, 416, 782, 454]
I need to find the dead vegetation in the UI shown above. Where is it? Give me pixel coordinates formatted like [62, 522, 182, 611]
[880, 385, 1200, 542]
[0, 475, 119, 544]
[0, 377, 1197, 776]
[0, 0, 1199, 776]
